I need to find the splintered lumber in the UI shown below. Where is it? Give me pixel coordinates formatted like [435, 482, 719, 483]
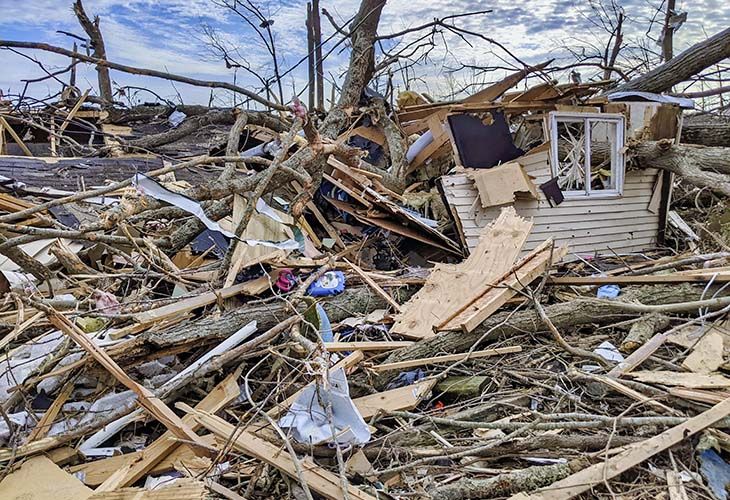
[185, 407, 377, 500]
[354, 379, 437, 418]
[345, 258, 402, 312]
[439, 240, 567, 332]
[116, 372, 241, 487]
[25, 379, 74, 442]
[627, 371, 730, 389]
[131, 273, 276, 325]
[0, 455, 93, 500]
[511, 396, 730, 500]
[324, 341, 413, 351]
[371, 346, 522, 373]
[58, 88, 90, 133]
[0, 116, 33, 156]
[45, 308, 205, 447]
[391, 207, 532, 339]
[85, 480, 207, 499]
[69, 435, 218, 486]
[463, 61, 551, 104]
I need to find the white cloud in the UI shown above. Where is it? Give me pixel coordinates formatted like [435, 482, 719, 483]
[0, 0, 727, 104]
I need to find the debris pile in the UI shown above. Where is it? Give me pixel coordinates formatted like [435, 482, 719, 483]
[3, 7, 730, 500]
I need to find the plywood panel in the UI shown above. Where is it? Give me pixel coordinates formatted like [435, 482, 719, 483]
[391, 208, 532, 339]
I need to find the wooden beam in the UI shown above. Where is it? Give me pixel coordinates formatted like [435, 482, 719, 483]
[323, 341, 413, 351]
[116, 373, 240, 487]
[549, 273, 730, 285]
[353, 379, 437, 418]
[58, 88, 90, 134]
[25, 379, 75, 442]
[131, 273, 276, 325]
[45, 308, 205, 447]
[371, 346, 521, 373]
[0, 116, 33, 156]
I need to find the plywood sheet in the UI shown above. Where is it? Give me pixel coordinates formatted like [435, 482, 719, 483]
[391, 208, 532, 339]
[0, 455, 93, 500]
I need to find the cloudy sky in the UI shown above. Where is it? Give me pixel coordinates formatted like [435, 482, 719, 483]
[0, 0, 724, 107]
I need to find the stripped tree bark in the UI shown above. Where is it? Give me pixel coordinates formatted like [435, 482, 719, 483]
[73, 0, 113, 103]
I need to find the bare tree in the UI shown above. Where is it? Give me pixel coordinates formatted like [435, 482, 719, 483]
[73, 0, 113, 103]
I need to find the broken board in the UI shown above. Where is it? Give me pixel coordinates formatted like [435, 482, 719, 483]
[391, 207, 532, 339]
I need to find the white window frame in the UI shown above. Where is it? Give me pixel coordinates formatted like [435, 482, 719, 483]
[549, 112, 625, 198]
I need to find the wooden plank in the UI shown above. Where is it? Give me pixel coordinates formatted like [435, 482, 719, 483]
[513, 396, 730, 500]
[325, 196, 459, 254]
[116, 373, 241, 487]
[45, 309, 205, 447]
[86, 479, 207, 500]
[576, 371, 680, 415]
[345, 258, 401, 312]
[58, 89, 90, 134]
[132, 273, 275, 325]
[323, 172, 372, 208]
[371, 346, 522, 373]
[185, 407, 377, 500]
[442, 241, 568, 332]
[464, 62, 549, 104]
[323, 341, 413, 351]
[68, 435, 218, 486]
[0, 116, 33, 156]
[627, 371, 730, 389]
[352, 379, 437, 418]
[391, 208, 532, 339]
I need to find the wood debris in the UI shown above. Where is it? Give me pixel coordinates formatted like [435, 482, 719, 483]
[1, 3, 730, 499]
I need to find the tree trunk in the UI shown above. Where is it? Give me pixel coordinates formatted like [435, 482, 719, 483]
[612, 27, 730, 93]
[73, 0, 113, 103]
[681, 122, 730, 147]
[378, 284, 730, 377]
[629, 139, 730, 197]
[319, 0, 387, 138]
[429, 459, 590, 500]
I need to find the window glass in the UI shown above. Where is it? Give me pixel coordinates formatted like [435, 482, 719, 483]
[588, 120, 617, 192]
[555, 119, 586, 192]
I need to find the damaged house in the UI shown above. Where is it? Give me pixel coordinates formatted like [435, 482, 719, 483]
[402, 89, 694, 259]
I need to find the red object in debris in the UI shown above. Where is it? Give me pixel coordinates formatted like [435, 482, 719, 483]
[276, 268, 296, 292]
[433, 401, 445, 410]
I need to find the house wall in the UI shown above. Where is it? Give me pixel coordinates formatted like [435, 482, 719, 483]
[441, 147, 662, 259]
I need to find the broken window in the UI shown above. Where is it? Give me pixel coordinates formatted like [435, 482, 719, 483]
[549, 112, 625, 197]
